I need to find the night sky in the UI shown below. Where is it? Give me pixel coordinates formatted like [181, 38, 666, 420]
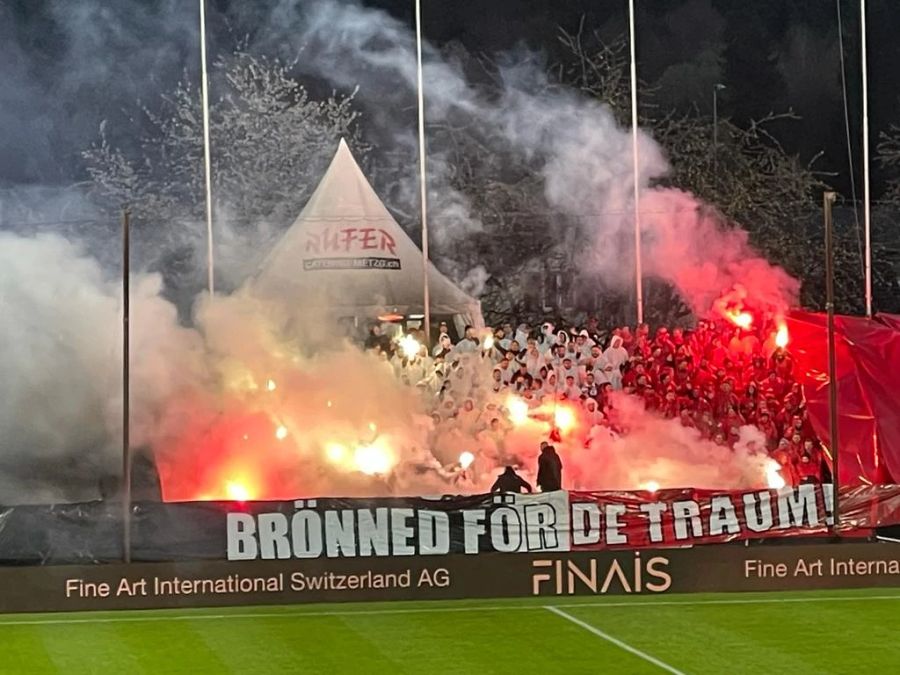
[1, 0, 898, 196]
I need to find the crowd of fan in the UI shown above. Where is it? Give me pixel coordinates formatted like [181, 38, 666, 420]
[363, 316, 827, 487]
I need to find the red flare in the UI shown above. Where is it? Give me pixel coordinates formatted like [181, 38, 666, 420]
[726, 310, 754, 330]
[775, 324, 789, 348]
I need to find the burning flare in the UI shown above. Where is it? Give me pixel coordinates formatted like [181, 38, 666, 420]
[775, 323, 789, 349]
[765, 459, 786, 489]
[325, 442, 348, 464]
[726, 310, 754, 330]
[354, 440, 394, 475]
[458, 451, 475, 470]
[554, 405, 577, 434]
[226, 480, 252, 502]
[398, 333, 421, 359]
[506, 395, 530, 426]
[642, 480, 660, 494]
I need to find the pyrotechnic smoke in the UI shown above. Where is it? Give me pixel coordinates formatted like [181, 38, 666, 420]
[267, 0, 799, 318]
[0, 233, 200, 503]
[578, 393, 773, 491]
[0, 232, 441, 502]
[0, 0, 801, 503]
[639, 190, 801, 319]
[0, 232, 781, 503]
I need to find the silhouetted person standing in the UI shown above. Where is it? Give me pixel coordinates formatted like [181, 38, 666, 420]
[491, 466, 532, 493]
[537, 444, 563, 491]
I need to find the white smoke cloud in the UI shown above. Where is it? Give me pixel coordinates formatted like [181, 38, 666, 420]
[0, 0, 798, 503]
[0, 233, 195, 503]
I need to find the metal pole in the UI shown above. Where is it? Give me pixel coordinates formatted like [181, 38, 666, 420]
[415, 0, 431, 344]
[824, 191, 840, 532]
[199, 0, 215, 295]
[122, 209, 132, 563]
[860, 0, 872, 316]
[628, 0, 643, 326]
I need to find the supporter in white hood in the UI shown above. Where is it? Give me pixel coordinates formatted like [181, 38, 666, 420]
[574, 330, 595, 360]
[419, 357, 446, 394]
[588, 345, 613, 385]
[584, 397, 606, 426]
[432, 332, 453, 357]
[539, 322, 556, 354]
[495, 327, 511, 351]
[604, 335, 629, 389]
[376, 349, 396, 378]
[556, 356, 582, 385]
[514, 323, 530, 348]
[523, 338, 546, 377]
[562, 375, 582, 401]
[543, 371, 560, 399]
[548, 343, 567, 370]
[453, 325, 480, 354]
[495, 356, 515, 385]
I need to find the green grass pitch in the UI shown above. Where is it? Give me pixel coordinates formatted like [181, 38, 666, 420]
[2, 588, 898, 674]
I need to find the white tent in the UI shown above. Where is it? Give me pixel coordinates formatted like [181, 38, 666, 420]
[250, 139, 482, 327]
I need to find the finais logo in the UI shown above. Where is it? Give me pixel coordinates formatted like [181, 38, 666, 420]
[531, 553, 671, 595]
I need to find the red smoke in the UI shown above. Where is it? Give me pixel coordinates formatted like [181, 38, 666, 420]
[640, 189, 800, 321]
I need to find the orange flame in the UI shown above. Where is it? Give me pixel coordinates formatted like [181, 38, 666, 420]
[554, 405, 577, 434]
[765, 459, 786, 489]
[642, 480, 660, 493]
[225, 480, 252, 502]
[506, 395, 530, 426]
[726, 310, 753, 329]
[775, 324, 789, 348]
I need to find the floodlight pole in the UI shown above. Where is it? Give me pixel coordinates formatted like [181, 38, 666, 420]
[415, 0, 432, 344]
[861, 0, 872, 317]
[628, 0, 643, 326]
[824, 191, 840, 532]
[199, 0, 215, 295]
[122, 209, 132, 563]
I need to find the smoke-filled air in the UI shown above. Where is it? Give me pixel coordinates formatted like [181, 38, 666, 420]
[0, 0, 803, 504]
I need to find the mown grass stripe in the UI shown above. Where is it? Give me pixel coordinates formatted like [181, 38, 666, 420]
[1, 592, 899, 626]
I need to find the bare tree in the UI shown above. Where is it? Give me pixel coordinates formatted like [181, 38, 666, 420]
[83, 51, 368, 231]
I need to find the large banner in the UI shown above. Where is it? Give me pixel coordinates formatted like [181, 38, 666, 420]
[570, 484, 900, 549]
[567, 485, 834, 549]
[225, 484, 900, 561]
[226, 492, 572, 560]
[2, 485, 899, 565]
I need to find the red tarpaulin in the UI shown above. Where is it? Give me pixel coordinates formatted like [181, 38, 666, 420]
[787, 311, 900, 486]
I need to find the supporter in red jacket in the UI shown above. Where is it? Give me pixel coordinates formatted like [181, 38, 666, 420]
[722, 405, 746, 434]
[757, 411, 780, 450]
[772, 440, 799, 486]
[787, 432, 805, 459]
[771, 348, 794, 379]
[760, 372, 787, 400]
[748, 356, 769, 385]
[796, 451, 822, 484]
[661, 390, 680, 419]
